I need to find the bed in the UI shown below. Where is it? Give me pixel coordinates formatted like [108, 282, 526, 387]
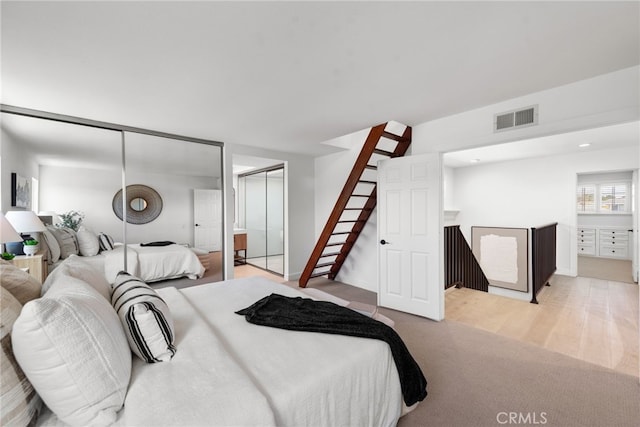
[48, 244, 205, 284]
[102, 243, 205, 283]
[4, 258, 426, 427]
[41, 226, 205, 284]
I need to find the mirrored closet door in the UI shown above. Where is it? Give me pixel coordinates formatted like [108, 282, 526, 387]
[1, 107, 224, 283]
[239, 165, 284, 275]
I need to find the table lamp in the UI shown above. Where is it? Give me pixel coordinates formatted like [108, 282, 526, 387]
[1, 213, 23, 257]
[4, 211, 47, 255]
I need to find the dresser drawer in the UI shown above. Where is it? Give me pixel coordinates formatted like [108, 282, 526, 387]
[576, 235, 595, 244]
[599, 229, 629, 239]
[599, 246, 628, 258]
[578, 244, 596, 256]
[577, 228, 595, 236]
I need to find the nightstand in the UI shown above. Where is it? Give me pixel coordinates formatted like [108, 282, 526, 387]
[10, 251, 47, 284]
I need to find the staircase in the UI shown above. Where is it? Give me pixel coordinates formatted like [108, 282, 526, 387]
[299, 122, 412, 287]
[443, 225, 489, 292]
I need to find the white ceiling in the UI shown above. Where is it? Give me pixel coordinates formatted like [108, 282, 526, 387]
[1, 1, 639, 159]
[443, 120, 640, 168]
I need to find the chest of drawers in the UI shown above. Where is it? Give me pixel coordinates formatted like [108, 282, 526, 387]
[598, 228, 629, 259]
[577, 228, 596, 256]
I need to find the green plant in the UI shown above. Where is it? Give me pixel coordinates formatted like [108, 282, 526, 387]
[58, 210, 84, 231]
[1, 252, 15, 260]
[23, 239, 39, 246]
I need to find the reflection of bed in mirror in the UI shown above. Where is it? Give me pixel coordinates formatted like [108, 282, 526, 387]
[51, 243, 206, 284]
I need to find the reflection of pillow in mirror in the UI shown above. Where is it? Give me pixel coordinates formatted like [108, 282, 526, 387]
[98, 233, 115, 252]
[76, 226, 100, 256]
[42, 227, 61, 263]
[49, 227, 79, 259]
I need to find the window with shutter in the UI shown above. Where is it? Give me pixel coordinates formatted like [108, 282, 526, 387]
[599, 183, 627, 212]
[577, 181, 630, 214]
[576, 184, 595, 213]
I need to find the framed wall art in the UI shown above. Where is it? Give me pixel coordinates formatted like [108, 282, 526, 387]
[471, 226, 529, 292]
[11, 172, 31, 209]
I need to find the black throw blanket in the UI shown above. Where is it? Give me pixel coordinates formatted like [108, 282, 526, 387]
[236, 293, 427, 406]
[140, 241, 175, 247]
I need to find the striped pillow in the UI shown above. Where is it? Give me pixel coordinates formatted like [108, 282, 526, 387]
[98, 233, 115, 252]
[111, 271, 176, 363]
[49, 227, 79, 259]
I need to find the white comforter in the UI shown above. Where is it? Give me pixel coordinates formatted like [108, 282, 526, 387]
[103, 244, 205, 284]
[37, 277, 404, 426]
[179, 277, 404, 426]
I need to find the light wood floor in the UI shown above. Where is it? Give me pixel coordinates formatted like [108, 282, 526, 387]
[445, 275, 639, 377]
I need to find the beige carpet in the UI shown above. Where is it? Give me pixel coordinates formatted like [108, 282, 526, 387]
[578, 256, 635, 284]
[301, 277, 640, 427]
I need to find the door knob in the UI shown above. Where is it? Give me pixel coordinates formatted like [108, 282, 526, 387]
[380, 239, 390, 245]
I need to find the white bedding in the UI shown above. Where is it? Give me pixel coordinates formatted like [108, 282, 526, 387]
[103, 244, 205, 283]
[37, 276, 404, 427]
[180, 277, 404, 426]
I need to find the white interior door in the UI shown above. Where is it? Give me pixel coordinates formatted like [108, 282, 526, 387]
[633, 170, 638, 282]
[194, 189, 222, 251]
[378, 153, 443, 320]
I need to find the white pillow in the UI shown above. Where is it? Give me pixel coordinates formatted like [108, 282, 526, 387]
[12, 277, 131, 426]
[42, 227, 61, 263]
[42, 255, 111, 301]
[76, 226, 100, 257]
[111, 271, 176, 363]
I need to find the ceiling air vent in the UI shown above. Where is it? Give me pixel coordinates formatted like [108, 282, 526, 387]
[494, 105, 538, 132]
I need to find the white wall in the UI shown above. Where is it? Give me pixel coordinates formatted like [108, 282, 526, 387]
[314, 128, 378, 291]
[1, 128, 39, 212]
[451, 146, 639, 283]
[39, 165, 218, 244]
[313, 66, 640, 293]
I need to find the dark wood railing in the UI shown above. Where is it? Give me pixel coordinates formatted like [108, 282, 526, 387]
[530, 222, 557, 304]
[444, 225, 489, 292]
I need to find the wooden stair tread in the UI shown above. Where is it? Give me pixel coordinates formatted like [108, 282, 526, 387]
[315, 261, 335, 268]
[310, 271, 331, 278]
[373, 148, 396, 157]
[382, 130, 410, 143]
[320, 251, 341, 257]
[325, 242, 347, 247]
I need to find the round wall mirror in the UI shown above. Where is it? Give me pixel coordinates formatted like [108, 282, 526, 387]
[130, 197, 148, 211]
[113, 184, 163, 224]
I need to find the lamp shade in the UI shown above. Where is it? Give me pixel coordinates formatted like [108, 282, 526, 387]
[0, 213, 23, 244]
[5, 210, 47, 233]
